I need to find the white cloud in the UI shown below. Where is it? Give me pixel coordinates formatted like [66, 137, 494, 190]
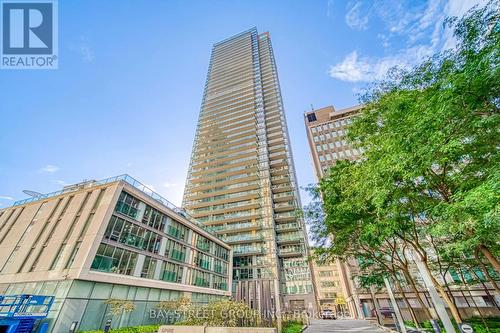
[163, 182, 180, 189]
[145, 184, 157, 191]
[329, 45, 434, 82]
[332, 0, 488, 83]
[327, 0, 334, 17]
[0, 195, 14, 200]
[80, 45, 95, 63]
[345, 1, 370, 30]
[39, 164, 59, 173]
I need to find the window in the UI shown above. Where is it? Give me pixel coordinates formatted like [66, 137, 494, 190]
[313, 136, 319, 142]
[329, 143, 334, 149]
[191, 269, 210, 287]
[161, 261, 183, 283]
[335, 141, 341, 147]
[311, 127, 317, 133]
[213, 244, 229, 260]
[141, 256, 157, 279]
[319, 156, 325, 162]
[91, 243, 137, 275]
[115, 192, 141, 219]
[322, 144, 327, 150]
[193, 250, 211, 270]
[307, 113, 317, 122]
[328, 123, 334, 129]
[326, 154, 331, 161]
[333, 152, 338, 159]
[165, 239, 186, 262]
[323, 125, 328, 131]
[321, 281, 337, 287]
[167, 219, 188, 241]
[195, 234, 211, 252]
[325, 133, 331, 139]
[319, 270, 334, 277]
[319, 135, 324, 141]
[316, 145, 322, 152]
[346, 150, 352, 156]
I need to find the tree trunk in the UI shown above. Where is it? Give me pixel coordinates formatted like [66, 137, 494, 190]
[421, 259, 463, 324]
[479, 245, 500, 275]
[444, 279, 462, 322]
[394, 276, 420, 328]
[404, 270, 433, 321]
[459, 269, 490, 333]
[467, 263, 500, 310]
[370, 286, 383, 325]
[475, 249, 500, 295]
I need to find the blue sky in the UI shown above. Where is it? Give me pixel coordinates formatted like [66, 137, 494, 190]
[0, 0, 485, 208]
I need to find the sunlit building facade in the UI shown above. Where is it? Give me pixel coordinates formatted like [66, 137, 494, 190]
[304, 105, 364, 318]
[183, 28, 316, 313]
[0, 175, 231, 332]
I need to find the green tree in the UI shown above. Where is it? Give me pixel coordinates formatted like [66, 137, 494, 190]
[104, 299, 136, 327]
[305, 1, 499, 326]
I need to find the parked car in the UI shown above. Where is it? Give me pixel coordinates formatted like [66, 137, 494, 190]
[320, 309, 336, 319]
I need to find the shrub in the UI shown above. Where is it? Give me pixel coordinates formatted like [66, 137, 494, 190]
[78, 324, 159, 333]
[282, 320, 303, 333]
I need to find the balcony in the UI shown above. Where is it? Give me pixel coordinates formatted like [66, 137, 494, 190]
[278, 245, 304, 257]
[269, 159, 287, 168]
[208, 221, 262, 234]
[197, 210, 262, 225]
[274, 211, 296, 222]
[273, 191, 294, 202]
[275, 222, 300, 232]
[233, 246, 265, 256]
[221, 234, 264, 244]
[277, 233, 303, 244]
[274, 201, 295, 212]
[269, 151, 286, 161]
[271, 175, 290, 185]
[270, 165, 289, 175]
[272, 183, 293, 194]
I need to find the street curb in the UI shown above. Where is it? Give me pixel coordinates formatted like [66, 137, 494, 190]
[300, 324, 308, 332]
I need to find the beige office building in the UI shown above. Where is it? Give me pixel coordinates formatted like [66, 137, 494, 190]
[0, 175, 232, 332]
[182, 28, 315, 314]
[310, 249, 348, 315]
[304, 104, 364, 318]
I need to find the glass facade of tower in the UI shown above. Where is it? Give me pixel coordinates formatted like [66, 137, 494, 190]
[182, 28, 315, 311]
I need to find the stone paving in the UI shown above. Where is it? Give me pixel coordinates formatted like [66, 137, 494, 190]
[305, 319, 386, 333]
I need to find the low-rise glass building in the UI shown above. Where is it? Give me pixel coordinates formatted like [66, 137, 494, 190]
[0, 175, 232, 332]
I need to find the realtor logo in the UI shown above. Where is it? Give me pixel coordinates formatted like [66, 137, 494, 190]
[1, 0, 58, 69]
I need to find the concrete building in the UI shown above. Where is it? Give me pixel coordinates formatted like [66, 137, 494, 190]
[0, 175, 232, 332]
[182, 28, 316, 314]
[304, 104, 363, 318]
[304, 105, 362, 179]
[309, 249, 348, 315]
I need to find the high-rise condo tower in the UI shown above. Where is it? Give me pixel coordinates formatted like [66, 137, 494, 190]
[183, 28, 316, 313]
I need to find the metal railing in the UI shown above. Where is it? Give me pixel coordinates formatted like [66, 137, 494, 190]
[12, 174, 217, 237]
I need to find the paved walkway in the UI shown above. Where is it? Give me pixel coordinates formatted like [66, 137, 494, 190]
[305, 319, 386, 333]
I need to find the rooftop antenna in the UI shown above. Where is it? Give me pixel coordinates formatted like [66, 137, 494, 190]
[23, 190, 43, 198]
[310, 104, 315, 111]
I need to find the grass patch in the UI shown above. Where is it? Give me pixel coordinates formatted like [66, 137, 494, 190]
[282, 320, 304, 333]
